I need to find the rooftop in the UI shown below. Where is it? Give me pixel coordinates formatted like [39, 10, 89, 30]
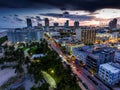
[100, 62, 120, 73]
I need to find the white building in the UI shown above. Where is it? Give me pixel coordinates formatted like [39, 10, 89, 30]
[114, 51, 120, 63]
[7, 28, 44, 43]
[98, 62, 120, 86]
[75, 28, 82, 41]
[49, 32, 60, 37]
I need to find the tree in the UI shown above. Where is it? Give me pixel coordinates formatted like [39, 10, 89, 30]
[39, 83, 49, 90]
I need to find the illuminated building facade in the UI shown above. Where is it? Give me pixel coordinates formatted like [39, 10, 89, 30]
[76, 28, 96, 44]
[7, 28, 43, 43]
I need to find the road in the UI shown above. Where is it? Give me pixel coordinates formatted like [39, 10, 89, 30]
[80, 67, 110, 90]
[48, 39, 112, 90]
[48, 39, 98, 90]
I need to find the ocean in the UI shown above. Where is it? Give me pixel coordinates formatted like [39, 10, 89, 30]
[0, 29, 7, 38]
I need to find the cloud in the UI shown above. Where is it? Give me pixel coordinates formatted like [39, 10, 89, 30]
[24, 0, 120, 12]
[0, 0, 120, 12]
[63, 11, 69, 15]
[2, 15, 25, 23]
[36, 16, 43, 22]
[0, 0, 29, 8]
[40, 13, 95, 21]
[14, 14, 19, 17]
[13, 15, 24, 22]
[24, 16, 43, 22]
[14, 17, 24, 22]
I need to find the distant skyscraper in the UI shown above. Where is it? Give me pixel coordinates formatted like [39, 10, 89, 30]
[54, 23, 59, 27]
[64, 20, 69, 27]
[26, 18, 32, 28]
[45, 18, 49, 27]
[74, 21, 79, 28]
[109, 18, 117, 29]
[37, 23, 42, 27]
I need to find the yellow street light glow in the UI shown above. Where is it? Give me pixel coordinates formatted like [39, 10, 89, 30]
[51, 70, 54, 74]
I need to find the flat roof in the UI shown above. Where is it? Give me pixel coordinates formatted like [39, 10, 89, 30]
[100, 63, 120, 73]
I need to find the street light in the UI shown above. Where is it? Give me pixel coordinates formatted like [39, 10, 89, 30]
[51, 70, 54, 74]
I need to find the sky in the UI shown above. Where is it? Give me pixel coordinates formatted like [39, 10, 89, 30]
[0, 0, 120, 28]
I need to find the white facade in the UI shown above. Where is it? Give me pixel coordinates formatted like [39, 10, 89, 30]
[99, 62, 120, 86]
[96, 32, 118, 40]
[76, 28, 82, 41]
[7, 29, 43, 43]
[49, 32, 60, 37]
[110, 32, 118, 40]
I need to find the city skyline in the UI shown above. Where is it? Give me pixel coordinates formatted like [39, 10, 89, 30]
[0, 0, 120, 28]
[0, 0, 120, 90]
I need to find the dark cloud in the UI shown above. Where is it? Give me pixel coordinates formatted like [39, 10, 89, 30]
[40, 13, 95, 21]
[36, 16, 43, 22]
[3, 15, 24, 23]
[0, 0, 29, 8]
[14, 14, 18, 17]
[40, 13, 63, 18]
[34, 0, 120, 12]
[14, 17, 24, 22]
[0, 0, 120, 12]
[63, 11, 69, 15]
[13, 14, 24, 22]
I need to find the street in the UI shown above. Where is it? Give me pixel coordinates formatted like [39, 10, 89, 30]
[48, 38, 111, 90]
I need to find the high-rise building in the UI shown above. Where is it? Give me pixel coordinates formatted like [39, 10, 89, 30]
[109, 18, 117, 29]
[54, 23, 59, 27]
[7, 28, 43, 43]
[26, 18, 32, 28]
[64, 20, 69, 27]
[74, 21, 79, 28]
[76, 27, 96, 44]
[45, 18, 49, 27]
[76, 28, 82, 41]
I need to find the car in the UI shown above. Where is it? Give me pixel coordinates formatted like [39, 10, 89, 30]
[79, 78, 82, 82]
[92, 79, 98, 85]
[76, 68, 79, 71]
[87, 75, 98, 85]
[82, 82, 89, 90]
[87, 75, 92, 80]
[76, 68, 81, 73]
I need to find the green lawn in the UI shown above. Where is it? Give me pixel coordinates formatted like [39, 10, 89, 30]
[41, 71, 56, 89]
